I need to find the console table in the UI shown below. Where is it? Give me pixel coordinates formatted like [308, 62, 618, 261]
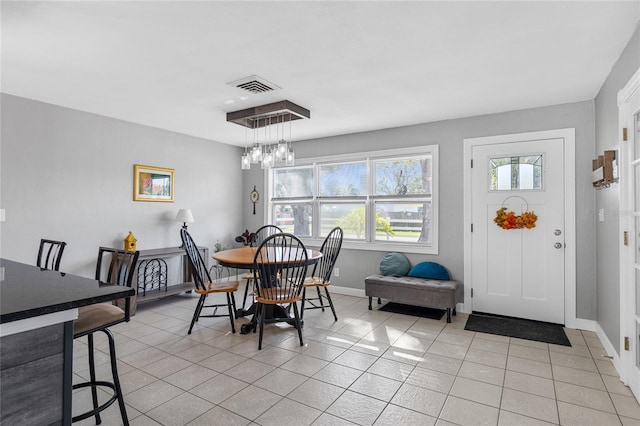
[135, 246, 208, 304]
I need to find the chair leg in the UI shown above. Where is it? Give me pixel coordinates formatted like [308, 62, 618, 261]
[292, 302, 304, 347]
[73, 330, 128, 425]
[188, 294, 206, 334]
[300, 288, 306, 320]
[241, 278, 251, 310]
[197, 294, 208, 320]
[258, 303, 266, 350]
[230, 292, 237, 314]
[315, 286, 325, 312]
[87, 333, 101, 425]
[226, 292, 236, 333]
[324, 288, 338, 321]
[104, 328, 128, 426]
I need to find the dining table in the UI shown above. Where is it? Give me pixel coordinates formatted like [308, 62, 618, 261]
[213, 245, 322, 334]
[0, 258, 135, 426]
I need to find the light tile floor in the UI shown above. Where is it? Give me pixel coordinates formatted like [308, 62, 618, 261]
[73, 287, 640, 426]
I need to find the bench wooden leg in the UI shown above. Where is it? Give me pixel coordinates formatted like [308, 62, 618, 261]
[453, 307, 457, 316]
[446, 308, 451, 323]
[377, 297, 381, 305]
[368, 297, 372, 310]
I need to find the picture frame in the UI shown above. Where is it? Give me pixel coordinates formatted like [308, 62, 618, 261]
[133, 164, 174, 202]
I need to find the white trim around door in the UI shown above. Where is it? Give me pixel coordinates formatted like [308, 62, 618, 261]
[463, 128, 577, 328]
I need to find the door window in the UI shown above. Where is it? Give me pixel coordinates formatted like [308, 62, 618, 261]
[489, 155, 543, 191]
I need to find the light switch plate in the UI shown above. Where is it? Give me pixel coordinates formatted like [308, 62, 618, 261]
[598, 208, 605, 222]
[0, 209, 5, 222]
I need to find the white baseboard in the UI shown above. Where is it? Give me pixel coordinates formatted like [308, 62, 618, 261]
[595, 321, 624, 383]
[330, 285, 366, 298]
[571, 318, 597, 332]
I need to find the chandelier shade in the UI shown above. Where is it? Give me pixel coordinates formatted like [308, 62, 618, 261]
[226, 100, 310, 129]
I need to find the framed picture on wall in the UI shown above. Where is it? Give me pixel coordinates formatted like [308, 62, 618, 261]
[133, 164, 174, 202]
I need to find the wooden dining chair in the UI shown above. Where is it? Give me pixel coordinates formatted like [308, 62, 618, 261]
[250, 224, 283, 247]
[252, 233, 308, 350]
[238, 224, 282, 316]
[37, 238, 67, 271]
[301, 227, 343, 321]
[72, 247, 139, 425]
[181, 228, 238, 334]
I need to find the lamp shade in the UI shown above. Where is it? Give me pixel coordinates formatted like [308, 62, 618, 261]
[175, 209, 195, 223]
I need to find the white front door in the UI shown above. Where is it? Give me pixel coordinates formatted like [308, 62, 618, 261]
[470, 137, 566, 324]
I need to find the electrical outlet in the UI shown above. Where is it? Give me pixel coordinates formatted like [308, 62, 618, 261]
[334, 267, 340, 277]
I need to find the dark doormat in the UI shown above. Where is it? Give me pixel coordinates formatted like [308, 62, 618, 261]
[464, 312, 571, 346]
[379, 302, 445, 320]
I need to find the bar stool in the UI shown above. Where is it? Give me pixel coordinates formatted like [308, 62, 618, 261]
[72, 247, 139, 425]
[37, 238, 67, 271]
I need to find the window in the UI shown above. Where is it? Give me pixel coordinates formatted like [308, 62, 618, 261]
[489, 155, 543, 191]
[268, 146, 438, 254]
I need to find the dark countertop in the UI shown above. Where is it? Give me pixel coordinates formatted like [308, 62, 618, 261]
[0, 258, 134, 324]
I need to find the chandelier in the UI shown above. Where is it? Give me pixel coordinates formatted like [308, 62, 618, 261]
[227, 100, 310, 170]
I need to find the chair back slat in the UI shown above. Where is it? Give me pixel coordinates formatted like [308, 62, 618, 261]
[95, 247, 139, 320]
[250, 224, 282, 247]
[37, 239, 67, 271]
[311, 227, 343, 283]
[253, 233, 308, 301]
[180, 228, 212, 291]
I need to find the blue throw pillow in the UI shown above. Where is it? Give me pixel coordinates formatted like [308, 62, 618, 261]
[408, 262, 450, 281]
[379, 252, 411, 277]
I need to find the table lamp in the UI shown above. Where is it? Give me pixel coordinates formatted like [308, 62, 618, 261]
[175, 209, 195, 231]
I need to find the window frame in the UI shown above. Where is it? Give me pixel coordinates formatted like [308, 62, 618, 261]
[266, 145, 439, 254]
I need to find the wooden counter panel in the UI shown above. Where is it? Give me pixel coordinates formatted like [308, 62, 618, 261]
[1, 323, 64, 425]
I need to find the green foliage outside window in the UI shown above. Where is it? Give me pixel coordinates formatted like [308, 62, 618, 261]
[336, 207, 395, 239]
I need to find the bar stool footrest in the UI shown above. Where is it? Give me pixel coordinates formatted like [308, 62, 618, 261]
[71, 381, 118, 423]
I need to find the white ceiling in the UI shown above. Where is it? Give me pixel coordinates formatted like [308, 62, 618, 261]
[2, 1, 639, 147]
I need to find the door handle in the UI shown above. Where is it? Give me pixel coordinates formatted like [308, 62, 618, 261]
[554, 242, 563, 249]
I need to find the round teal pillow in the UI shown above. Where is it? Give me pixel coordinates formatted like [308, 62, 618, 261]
[379, 252, 411, 277]
[407, 261, 450, 281]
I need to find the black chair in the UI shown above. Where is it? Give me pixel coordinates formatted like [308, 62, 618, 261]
[37, 238, 67, 271]
[252, 233, 308, 350]
[301, 227, 343, 321]
[72, 247, 139, 425]
[181, 228, 238, 334]
[250, 224, 283, 247]
[238, 224, 283, 316]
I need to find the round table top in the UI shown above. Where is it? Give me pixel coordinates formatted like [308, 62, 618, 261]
[213, 246, 322, 269]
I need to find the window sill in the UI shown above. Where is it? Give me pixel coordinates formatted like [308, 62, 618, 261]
[300, 238, 438, 255]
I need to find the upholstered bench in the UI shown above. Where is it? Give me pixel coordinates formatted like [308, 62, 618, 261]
[364, 253, 462, 323]
[364, 274, 462, 322]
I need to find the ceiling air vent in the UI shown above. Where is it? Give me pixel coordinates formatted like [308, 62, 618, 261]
[228, 75, 281, 94]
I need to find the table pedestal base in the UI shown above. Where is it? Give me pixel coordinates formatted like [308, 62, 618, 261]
[239, 304, 302, 334]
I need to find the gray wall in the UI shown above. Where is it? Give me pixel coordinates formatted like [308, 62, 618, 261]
[1, 94, 244, 279]
[246, 101, 598, 320]
[9, 42, 638, 330]
[595, 25, 640, 353]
